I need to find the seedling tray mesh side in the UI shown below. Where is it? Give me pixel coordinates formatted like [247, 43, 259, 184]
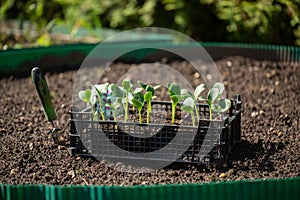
[69, 95, 241, 164]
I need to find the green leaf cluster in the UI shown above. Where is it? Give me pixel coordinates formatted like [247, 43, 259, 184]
[205, 83, 231, 120]
[78, 81, 231, 126]
[138, 81, 160, 124]
[167, 83, 182, 124]
[180, 82, 231, 124]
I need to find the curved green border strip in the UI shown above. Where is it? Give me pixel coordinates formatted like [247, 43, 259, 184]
[0, 43, 95, 75]
[1, 177, 299, 200]
[0, 42, 299, 76]
[201, 42, 300, 62]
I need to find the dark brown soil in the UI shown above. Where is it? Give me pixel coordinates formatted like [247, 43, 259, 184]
[0, 56, 299, 185]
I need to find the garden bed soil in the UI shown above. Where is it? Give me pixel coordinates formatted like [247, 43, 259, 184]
[0, 56, 299, 185]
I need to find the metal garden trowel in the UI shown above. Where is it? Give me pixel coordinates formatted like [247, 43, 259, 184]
[31, 67, 66, 145]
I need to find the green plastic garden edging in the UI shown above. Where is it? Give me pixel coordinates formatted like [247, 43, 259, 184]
[0, 42, 299, 77]
[1, 177, 299, 200]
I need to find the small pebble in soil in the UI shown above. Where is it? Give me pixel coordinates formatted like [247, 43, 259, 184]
[251, 111, 259, 118]
[219, 173, 226, 178]
[226, 61, 232, 68]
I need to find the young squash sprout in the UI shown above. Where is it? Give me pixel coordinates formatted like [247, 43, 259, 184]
[138, 81, 161, 124]
[122, 80, 133, 123]
[91, 83, 109, 120]
[109, 84, 125, 122]
[206, 83, 231, 120]
[167, 83, 182, 124]
[78, 88, 97, 120]
[130, 90, 144, 123]
[181, 83, 205, 122]
[79, 81, 231, 124]
[181, 97, 196, 126]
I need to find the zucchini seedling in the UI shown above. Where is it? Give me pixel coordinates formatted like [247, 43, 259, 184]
[181, 83, 205, 122]
[78, 88, 97, 120]
[138, 81, 160, 124]
[167, 83, 182, 124]
[122, 80, 133, 123]
[130, 91, 144, 123]
[181, 97, 196, 126]
[109, 84, 125, 122]
[206, 83, 231, 120]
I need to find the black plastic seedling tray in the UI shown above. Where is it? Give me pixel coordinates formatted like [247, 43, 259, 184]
[69, 94, 241, 165]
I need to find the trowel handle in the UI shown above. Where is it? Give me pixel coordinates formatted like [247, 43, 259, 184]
[31, 67, 57, 121]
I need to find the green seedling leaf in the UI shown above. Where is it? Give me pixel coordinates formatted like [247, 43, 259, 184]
[137, 81, 147, 90]
[181, 97, 194, 113]
[122, 80, 132, 92]
[181, 97, 196, 126]
[78, 88, 96, 120]
[131, 91, 144, 123]
[138, 81, 160, 94]
[138, 82, 160, 124]
[212, 82, 224, 99]
[207, 87, 219, 105]
[203, 82, 230, 120]
[112, 98, 122, 109]
[219, 98, 231, 112]
[181, 89, 193, 99]
[170, 94, 181, 124]
[78, 91, 86, 101]
[171, 95, 180, 105]
[84, 89, 92, 102]
[183, 96, 194, 107]
[127, 92, 133, 102]
[144, 91, 153, 102]
[133, 92, 144, 104]
[78, 89, 92, 103]
[211, 104, 222, 113]
[168, 83, 182, 124]
[122, 80, 132, 123]
[206, 87, 219, 120]
[211, 99, 231, 113]
[131, 99, 143, 110]
[181, 105, 193, 113]
[109, 84, 125, 121]
[182, 84, 205, 122]
[168, 83, 181, 96]
[145, 85, 155, 95]
[194, 84, 205, 98]
[110, 84, 124, 98]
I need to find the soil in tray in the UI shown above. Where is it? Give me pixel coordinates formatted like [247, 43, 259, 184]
[0, 56, 299, 185]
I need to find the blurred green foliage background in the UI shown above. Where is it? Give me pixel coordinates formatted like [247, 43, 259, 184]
[1, 0, 300, 46]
